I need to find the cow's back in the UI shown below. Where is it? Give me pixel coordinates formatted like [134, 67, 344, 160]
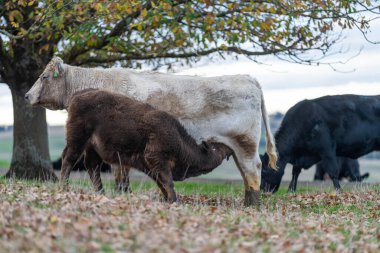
[277, 95, 380, 159]
[315, 95, 380, 156]
[123, 72, 264, 142]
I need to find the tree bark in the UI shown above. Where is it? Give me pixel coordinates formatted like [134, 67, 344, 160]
[5, 83, 57, 181]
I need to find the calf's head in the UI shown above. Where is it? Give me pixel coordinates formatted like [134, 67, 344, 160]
[25, 56, 67, 110]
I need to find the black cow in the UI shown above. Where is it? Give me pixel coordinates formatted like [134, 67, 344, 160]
[260, 95, 380, 193]
[314, 157, 369, 182]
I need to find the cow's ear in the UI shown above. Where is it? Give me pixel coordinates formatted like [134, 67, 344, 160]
[53, 61, 63, 78]
[311, 122, 321, 138]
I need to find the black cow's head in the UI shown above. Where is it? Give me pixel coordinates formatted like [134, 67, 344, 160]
[260, 154, 284, 193]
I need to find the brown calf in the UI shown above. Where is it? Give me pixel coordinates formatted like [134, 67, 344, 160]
[61, 89, 231, 202]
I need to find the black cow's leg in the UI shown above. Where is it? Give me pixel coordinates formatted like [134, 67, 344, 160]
[314, 163, 325, 181]
[84, 147, 104, 193]
[348, 160, 361, 182]
[320, 155, 341, 192]
[288, 166, 302, 193]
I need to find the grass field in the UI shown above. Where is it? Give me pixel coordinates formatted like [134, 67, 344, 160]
[1, 126, 380, 183]
[1, 127, 379, 251]
[0, 177, 378, 253]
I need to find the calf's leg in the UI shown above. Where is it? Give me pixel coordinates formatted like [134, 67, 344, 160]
[61, 119, 89, 189]
[84, 147, 104, 193]
[114, 166, 132, 193]
[148, 166, 176, 203]
[61, 146, 83, 189]
[157, 166, 176, 203]
[288, 166, 302, 193]
[148, 170, 169, 200]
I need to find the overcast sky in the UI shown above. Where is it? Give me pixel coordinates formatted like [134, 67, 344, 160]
[1, 19, 380, 126]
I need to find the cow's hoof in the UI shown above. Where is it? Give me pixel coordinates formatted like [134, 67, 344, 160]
[60, 183, 70, 191]
[244, 189, 261, 207]
[116, 184, 132, 194]
[96, 188, 106, 195]
[335, 188, 342, 195]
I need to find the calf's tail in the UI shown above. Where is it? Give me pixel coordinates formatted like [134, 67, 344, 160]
[261, 91, 278, 170]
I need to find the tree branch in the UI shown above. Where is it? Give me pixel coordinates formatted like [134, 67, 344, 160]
[63, 0, 190, 65]
[63, 5, 147, 64]
[0, 29, 27, 40]
[77, 46, 288, 66]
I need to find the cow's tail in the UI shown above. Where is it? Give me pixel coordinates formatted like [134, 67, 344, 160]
[360, 172, 370, 181]
[261, 91, 278, 170]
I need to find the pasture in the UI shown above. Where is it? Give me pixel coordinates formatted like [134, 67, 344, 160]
[0, 176, 378, 252]
[1, 126, 379, 252]
[1, 126, 380, 182]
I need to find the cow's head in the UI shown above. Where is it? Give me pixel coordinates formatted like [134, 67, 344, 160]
[260, 154, 283, 193]
[25, 56, 67, 110]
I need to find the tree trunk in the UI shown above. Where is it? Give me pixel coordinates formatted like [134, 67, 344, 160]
[5, 83, 57, 181]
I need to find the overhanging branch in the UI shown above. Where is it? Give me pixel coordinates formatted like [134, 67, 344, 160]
[63, 3, 151, 64]
[63, 0, 191, 65]
[77, 46, 286, 66]
[0, 29, 26, 40]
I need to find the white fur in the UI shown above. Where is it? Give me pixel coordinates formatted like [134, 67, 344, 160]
[26, 58, 277, 191]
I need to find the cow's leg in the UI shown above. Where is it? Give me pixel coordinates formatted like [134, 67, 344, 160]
[84, 147, 104, 193]
[114, 166, 132, 193]
[232, 152, 262, 207]
[288, 166, 302, 193]
[348, 160, 361, 182]
[221, 132, 262, 207]
[314, 163, 325, 181]
[320, 155, 341, 191]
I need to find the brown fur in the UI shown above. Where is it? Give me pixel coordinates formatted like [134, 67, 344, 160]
[61, 89, 232, 202]
[232, 134, 257, 157]
[146, 89, 233, 119]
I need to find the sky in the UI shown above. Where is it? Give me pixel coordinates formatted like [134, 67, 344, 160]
[1, 20, 380, 126]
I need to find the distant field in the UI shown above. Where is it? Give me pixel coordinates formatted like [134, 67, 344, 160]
[0, 126, 65, 166]
[1, 126, 379, 183]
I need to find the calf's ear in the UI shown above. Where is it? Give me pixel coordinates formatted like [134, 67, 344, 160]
[201, 141, 210, 152]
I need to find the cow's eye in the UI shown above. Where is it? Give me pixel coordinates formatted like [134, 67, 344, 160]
[41, 75, 49, 80]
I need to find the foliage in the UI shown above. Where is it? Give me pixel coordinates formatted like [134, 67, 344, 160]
[1, 0, 380, 76]
[0, 179, 378, 252]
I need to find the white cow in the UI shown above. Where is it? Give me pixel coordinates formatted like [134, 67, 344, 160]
[25, 57, 277, 206]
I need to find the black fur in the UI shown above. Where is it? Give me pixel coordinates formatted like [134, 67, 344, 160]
[314, 157, 369, 182]
[261, 95, 380, 192]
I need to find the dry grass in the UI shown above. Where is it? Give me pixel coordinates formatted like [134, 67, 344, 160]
[0, 178, 378, 253]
